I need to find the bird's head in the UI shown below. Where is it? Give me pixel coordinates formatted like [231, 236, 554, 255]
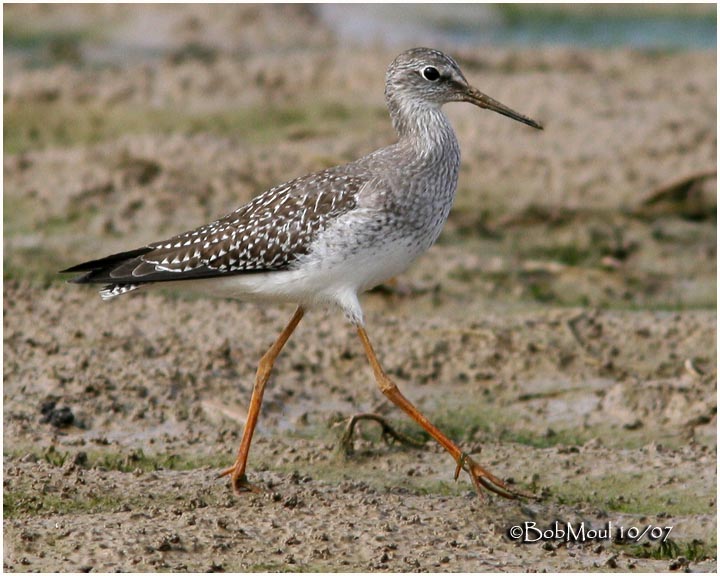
[386, 47, 543, 130]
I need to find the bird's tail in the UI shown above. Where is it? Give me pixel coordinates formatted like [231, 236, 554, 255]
[60, 246, 153, 300]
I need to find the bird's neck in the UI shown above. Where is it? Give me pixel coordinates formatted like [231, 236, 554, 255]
[389, 99, 460, 162]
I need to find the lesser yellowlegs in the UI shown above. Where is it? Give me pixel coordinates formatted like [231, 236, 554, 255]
[62, 47, 543, 498]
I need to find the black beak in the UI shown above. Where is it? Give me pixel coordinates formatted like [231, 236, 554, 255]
[464, 86, 543, 130]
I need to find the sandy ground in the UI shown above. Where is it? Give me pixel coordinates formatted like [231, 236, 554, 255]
[3, 4, 717, 572]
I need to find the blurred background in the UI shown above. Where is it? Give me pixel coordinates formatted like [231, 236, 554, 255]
[5, 4, 717, 67]
[4, 4, 717, 572]
[322, 4, 716, 50]
[4, 3, 716, 309]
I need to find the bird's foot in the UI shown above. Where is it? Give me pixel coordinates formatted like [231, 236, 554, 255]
[218, 465, 263, 495]
[337, 412, 425, 456]
[455, 452, 536, 500]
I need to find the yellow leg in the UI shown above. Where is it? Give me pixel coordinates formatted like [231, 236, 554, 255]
[219, 306, 304, 494]
[356, 325, 522, 499]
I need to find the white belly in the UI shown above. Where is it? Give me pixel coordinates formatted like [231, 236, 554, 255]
[173, 209, 432, 323]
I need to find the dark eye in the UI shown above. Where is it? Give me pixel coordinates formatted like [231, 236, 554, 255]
[422, 66, 440, 81]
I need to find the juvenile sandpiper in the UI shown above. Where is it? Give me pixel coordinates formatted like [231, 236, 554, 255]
[62, 47, 543, 499]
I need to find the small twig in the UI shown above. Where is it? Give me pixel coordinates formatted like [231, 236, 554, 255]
[337, 413, 425, 456]
[684, 358, 706, 377]
[641, 169, 716, 206]
[565, 313, 603, 365]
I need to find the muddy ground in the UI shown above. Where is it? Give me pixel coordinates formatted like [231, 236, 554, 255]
[3, 4, 717, 573]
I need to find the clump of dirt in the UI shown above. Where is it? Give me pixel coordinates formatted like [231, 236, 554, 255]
[4, 4, 716, 573]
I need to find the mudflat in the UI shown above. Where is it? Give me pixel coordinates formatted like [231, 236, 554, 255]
[4, 5, 716, 572]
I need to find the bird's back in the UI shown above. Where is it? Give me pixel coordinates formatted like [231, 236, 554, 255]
[63, 161, 372, 297]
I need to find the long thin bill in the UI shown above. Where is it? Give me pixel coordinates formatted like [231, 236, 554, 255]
[465, 87, 543, 130]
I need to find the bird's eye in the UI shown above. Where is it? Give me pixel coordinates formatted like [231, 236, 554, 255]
[422, 66, 440, 81]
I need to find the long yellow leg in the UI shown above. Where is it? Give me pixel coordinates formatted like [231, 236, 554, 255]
[356, 325, 521, 499]
[219, 306, 304, 494]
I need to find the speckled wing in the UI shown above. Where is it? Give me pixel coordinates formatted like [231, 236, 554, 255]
[62, 169, 366, 298]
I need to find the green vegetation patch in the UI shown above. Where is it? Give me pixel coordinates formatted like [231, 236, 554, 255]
[622, 538, 715, 562]
[496, 4, 716, 22]
[395, 401, 587, 449]
[4, 24, 90, 66]
[4, 488, 119, 519]
[4, 445, 232, 519]
[4, 100, 387, 155]
[3, 245, 68, 286]
[550, 471, 712, 517]
[26, 444, 228, 473]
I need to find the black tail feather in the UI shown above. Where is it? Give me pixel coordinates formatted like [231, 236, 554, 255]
[60, 247, 153, 284]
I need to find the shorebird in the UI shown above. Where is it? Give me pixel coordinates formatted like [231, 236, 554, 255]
[62, 48, 542, 499]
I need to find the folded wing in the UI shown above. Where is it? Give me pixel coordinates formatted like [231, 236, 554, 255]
[61, 169, 366, 298]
